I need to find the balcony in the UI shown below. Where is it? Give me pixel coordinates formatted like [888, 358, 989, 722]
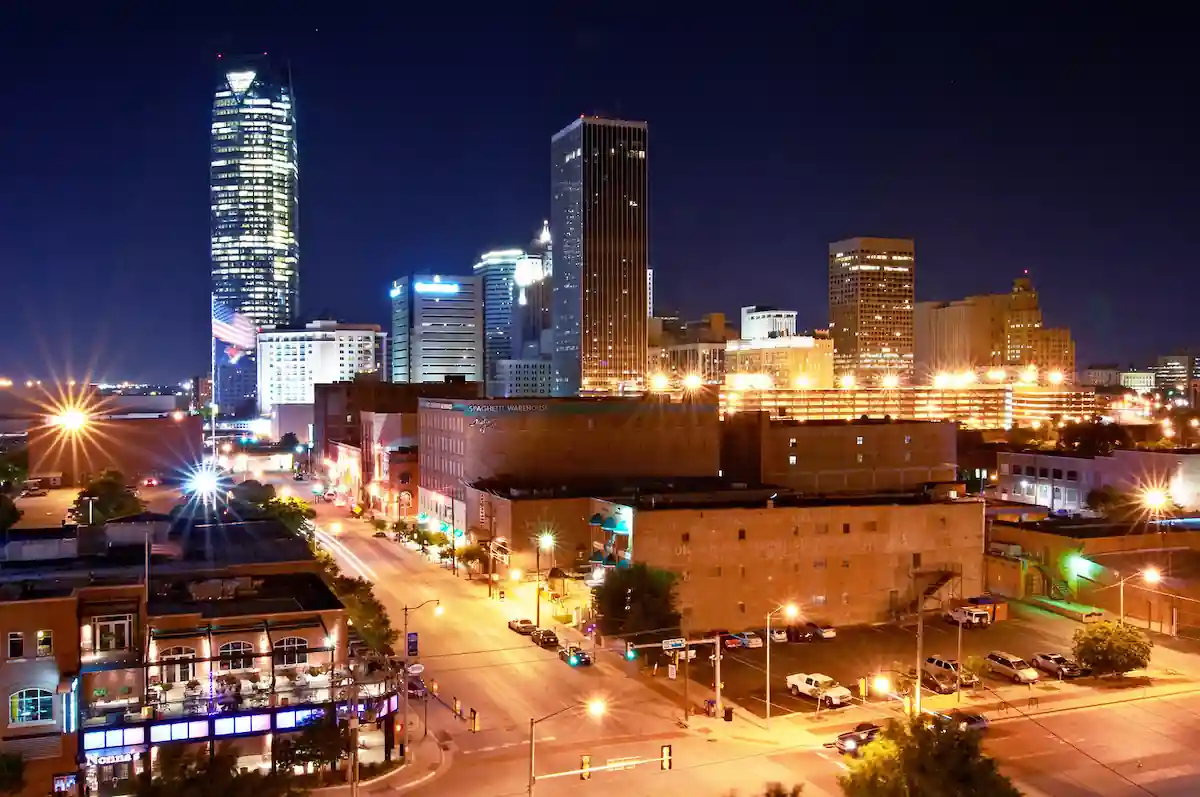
[82, 666, 386, 728]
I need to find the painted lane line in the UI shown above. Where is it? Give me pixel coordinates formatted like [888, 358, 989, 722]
[463, 736, 556, 755]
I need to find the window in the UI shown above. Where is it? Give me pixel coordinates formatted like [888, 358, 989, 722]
[863, 520, 878, 532]
[816, 523, 829, 534]
[681, 532, 690, 543]
[811, 595, 827, 606]
[856, 436, 864, 445]
[275, 637, 310, 667]
[7, 633, 23, 659]
[1000, 464, 1009, 475]
[1052, 469, 1063, 480]
[160, 646, 197, 684]
[709, 566, 722, 577]
[842, 559, 851, 569]
[912, 552, 922, 569]
[738, 602, 746, 614]
[842, 523, 851, 534]
[813, 558, 827, 570]
[904, 436, 911, 445]
[94, 615, 132, 652]
[856, 453, 864, 464]
[9, 688, 53, 724]
[1038, 468, 1049, 478]
[737, 529, 746, 541]
[1067, 470, 1078, 481]
[36, 631, 52, 658]
[218, 641, 254, 671]
[789, 438, 797, 448]
[788, 454, 797, 465]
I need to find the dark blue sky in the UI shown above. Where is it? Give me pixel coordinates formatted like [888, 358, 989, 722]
[1, 6, 1195, 382]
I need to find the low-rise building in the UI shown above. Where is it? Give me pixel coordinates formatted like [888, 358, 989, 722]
[725, 333, 836, 390]
[721, 413, 957, 494]
[28, 413, 204, 487]
[1120, 369, 1156, 394]
[495, 359, 553, 397]
[1082, 364, 1121, 388]
[996, 447, 1200, 513]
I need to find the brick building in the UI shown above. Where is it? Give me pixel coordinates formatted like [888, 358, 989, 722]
[27, 414, 204, 487]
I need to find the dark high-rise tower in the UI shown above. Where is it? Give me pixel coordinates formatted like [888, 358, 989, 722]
[210, 55, 299, 415]
[550, 117, 648, 396]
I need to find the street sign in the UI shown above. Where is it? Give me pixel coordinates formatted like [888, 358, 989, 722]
[661, 637, 686, 651]
[668, 663, 677, 680]
[407, 663, 425, 675]
[406, 632, 418, 657]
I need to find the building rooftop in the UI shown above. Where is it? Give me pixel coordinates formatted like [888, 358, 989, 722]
[472, 477, 969, 512]
[992, 516, 1194, 539]
[149, 572, 341, 619]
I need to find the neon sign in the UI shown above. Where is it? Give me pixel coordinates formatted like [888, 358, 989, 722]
[414, 281, 460, 295]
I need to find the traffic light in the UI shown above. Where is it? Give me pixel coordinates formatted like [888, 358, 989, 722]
[580, 754, 591, 780]
[569, 654, 579, 666]
[469, 708, 479, 733]
[625, 642, 637, 660]
[660, 744, 673, 770]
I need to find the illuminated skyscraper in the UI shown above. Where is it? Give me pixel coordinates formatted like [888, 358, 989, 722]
[390, 275, 482, 384]
[828, 237, 915, 386]
[550, 117, 648, 395]
[473, 249, 523, 396]
[210, 55, 299, 416]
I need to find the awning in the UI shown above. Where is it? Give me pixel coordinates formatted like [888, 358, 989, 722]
[588, 513, 604, 526]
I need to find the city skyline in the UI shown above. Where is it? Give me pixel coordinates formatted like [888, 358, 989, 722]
[0, 8, 1196, 382]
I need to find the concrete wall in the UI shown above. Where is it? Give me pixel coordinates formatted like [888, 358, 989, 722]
[633, 500, 986, 632]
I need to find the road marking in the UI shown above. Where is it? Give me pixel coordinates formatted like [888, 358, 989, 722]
[463, 736, 556, 755]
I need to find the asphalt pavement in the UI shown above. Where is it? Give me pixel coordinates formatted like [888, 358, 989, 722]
[12, 485, 180, 527]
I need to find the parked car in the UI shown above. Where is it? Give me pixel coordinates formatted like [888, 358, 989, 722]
[507, 618, 535, 635]
[531, 628, 559, 648]
[323, 490, 338, 502]
[141, 476, 160, 487]
[923, 655, 979, 688]
[785, 625, 817, 643]
[786, 673, 853, 707]
[919, 669, 959, 695]
[736, 632, 764, 648]
[805, 621, 837, 639]
[20, 487, 48, 497]
[768, 628, 788, 643]
[944, 606, 991, 628]
[557, 646, 593, 666]
[835, 723, 881, 756]
[372, 531, 388, 539]
[985, 651, 1039, 683]
[722, 634, 744, 650]
[406, 676, 427, 699]
[293, 473, 307, 481]
[926, 709, 989, 733]
[1031, 652, 1084, 678]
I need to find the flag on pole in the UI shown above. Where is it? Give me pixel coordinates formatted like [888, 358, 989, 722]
[212, 298, 257, 351]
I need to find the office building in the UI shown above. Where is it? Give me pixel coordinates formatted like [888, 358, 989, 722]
[1153, 353, 1200, 401]
[725, 333, 836, 390]
[1121, 369, 1155, 393]
[255, 321, 386, 414]
[914, 277, 1075, 383]
[210, 55, 299, 416]
[512, 222, 554, 360]
[741, 306, 798, 341]
[1081, 365, 1121, 388]
[647, 268, 654, 317]
[494, 359, 553, 397]
[473, 249, 524, 396]
[550, 117, 649, 395]
[828, 237, 915, 386]
[389, 275, 482, 384]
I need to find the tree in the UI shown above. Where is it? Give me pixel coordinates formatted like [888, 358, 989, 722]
[71, 469, 144, 524]
[279, 432, 300, 452]
[1059, 421, 1130, 456]
[263, 496, 317, 536]
[1085, 485, 1123, 515]
[593, 563, 681, 638]
[371, 518, 388, 532]
[230, 479, 276, 506]
[838, 717, 1020, 797]
[136, 743, 299, 797]
[1073, 620, 1153, 676]
[330, 575, 398, 652]
[961, 655, 988, 689]
[412, 527, 436, 553]
[0, 751, 25, 795]
[457, 544, 486, 579]
[275, 715, 349, 779]
[0, 495, 20, 534]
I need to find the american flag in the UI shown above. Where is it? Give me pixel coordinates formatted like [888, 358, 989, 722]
[211, 298, 257, 350]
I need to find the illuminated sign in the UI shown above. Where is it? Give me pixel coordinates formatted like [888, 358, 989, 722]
[414, 281, 460, 295]
[389, 285, 402, 298]
[92, 753, 133, 765]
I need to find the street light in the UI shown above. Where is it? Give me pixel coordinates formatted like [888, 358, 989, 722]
[53, 407, 89, 432]
[765, 602, 798, 730]
[1143, 488, 1169, 513]
[872, 675, 892, 695]
[535, 533, 555, 628]
[400, 599, 441, 765]
[528, 699, 606, 795]
[1119, 567, 1161, 623]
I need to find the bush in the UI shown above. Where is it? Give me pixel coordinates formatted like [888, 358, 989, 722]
[1073, 620, 1153, 676]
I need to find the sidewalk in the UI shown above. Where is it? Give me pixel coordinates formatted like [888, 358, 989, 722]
[311, 709, 451, 795]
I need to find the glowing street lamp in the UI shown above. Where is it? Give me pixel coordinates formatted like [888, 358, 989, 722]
[535, 533, 556, 627]
[881, 374, 900, 389]
[528, 699, 607, 795]
[683, 373, 703, 390]
[1143, 488, 1169, 513]
[53, 408, 89, 432]
[765, 602, 799, 729]
[650, 373, 669, 392]
[872, 675, 892, 695]
[1119, 566, 1162, 623]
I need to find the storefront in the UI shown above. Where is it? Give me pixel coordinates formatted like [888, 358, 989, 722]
[84, 750, 146, 797]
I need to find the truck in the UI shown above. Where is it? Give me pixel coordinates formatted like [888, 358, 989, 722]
[785, 673, 853, 707]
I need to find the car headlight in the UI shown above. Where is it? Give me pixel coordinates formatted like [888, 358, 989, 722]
[843, 739, 857, 750]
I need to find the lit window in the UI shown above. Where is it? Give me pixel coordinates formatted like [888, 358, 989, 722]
[218, 641, 255, 671]
[274, 636, 309, 666]
[36, 631, 52, 658]
[856, 436, 863, 445]
[788, 455, 797, 465]
[9, 688, 53, 724]
[7, 633, 23, 659]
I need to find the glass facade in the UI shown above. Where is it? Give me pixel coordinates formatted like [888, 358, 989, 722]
[389, 275, 482, 384]
[828, 237, 915, 386]
[210, 55, 299, 415]
[550, 118, 648, 396]
[473, 250, 523, 396]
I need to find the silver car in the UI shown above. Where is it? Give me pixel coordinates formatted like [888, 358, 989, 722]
[986, 651, 1039, 684]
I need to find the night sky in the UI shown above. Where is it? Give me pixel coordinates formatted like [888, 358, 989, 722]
[1, 6, 1195, 383]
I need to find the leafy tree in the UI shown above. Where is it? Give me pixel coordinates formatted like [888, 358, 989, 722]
[1059, 421, 1130, 456]
[136, 743, 299, 797]
[961, 655, 988, 689]
[594, 562, 681, 638]
[838, 717, 1020, 797]
[412, 527, 436, 553]
[71, 469, 144, 524]
[458, 544, 486, 579]
[0, 495, 20, 533]
[0, 751, 25, 795]
[263, 496, 316, 536]
[279, 432, 300, 452]
[230, 479, 276, 506]
[371, 518, 388, 531]
[1072, 620, 1153, 676]
[275, 715, 349, 778]
[330, 575, 398, 652]
[0, 449, 27, 493]
[1085, 485, 1122, 515]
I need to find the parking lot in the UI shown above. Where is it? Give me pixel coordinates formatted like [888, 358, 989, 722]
[676, 602, 1200, 718]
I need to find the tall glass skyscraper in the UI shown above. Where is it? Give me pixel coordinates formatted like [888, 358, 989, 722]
[473, 249, 523, 396]
[210, 55, 299, 416]
[550, 117, 648, 396]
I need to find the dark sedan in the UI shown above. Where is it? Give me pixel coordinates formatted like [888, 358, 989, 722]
[531, 628, 559, 648]
[835, 723, 881, 756]
[557, 646, 593, 666]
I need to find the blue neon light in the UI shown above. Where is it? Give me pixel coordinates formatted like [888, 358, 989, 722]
[389, 285, 402, 298]
[414, 281, 460, 295]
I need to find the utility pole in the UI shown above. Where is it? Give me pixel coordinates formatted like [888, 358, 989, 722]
[348, 677, 360, 797]
[914, 603, 924, 717]
[682, 647, 690, 727]
[714, 639, 723, 716]
[402, 608, 411, 763]
[955, 614, 963, 705]
[535, 545, 542, 628]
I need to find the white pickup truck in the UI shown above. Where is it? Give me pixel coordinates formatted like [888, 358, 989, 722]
[945, 606, 991, 627]
[785, 673, 853, 707]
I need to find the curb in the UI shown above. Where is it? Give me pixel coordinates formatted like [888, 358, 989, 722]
[392, 737, 451, 794]
[990, 681, 1200, 724]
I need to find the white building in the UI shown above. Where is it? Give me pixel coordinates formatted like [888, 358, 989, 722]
[256, 321, 386, 414]
[1121, 370, 1155, 393]
[390, 274, 483, 384]
[741, 305, 798, 341]
[495, 359, 553, 397]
